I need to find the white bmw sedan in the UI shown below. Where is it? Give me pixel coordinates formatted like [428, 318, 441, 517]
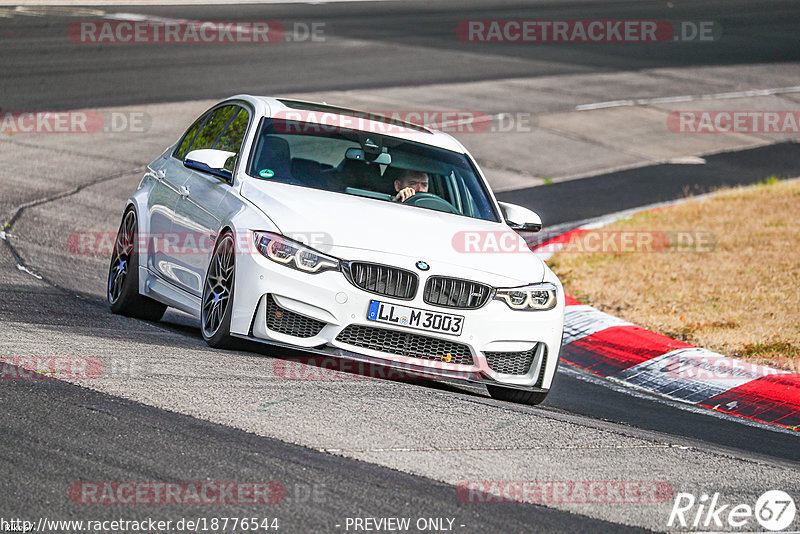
[108, 95, 565, 405]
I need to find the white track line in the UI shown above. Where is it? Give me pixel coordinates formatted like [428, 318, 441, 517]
[16, 264, 43, 279]
[576, 86, 800, 111]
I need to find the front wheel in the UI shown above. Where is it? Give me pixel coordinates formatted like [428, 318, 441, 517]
[108, 208, 167, 321]
[486, 385, 549, 406]
[201, 231, 236, 348]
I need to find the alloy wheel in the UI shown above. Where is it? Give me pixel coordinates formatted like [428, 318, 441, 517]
[108, 210, 136, 304]
[202, 233, 235, 338]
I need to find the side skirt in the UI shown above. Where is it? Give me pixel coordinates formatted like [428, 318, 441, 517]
[139, 266, 201, 317]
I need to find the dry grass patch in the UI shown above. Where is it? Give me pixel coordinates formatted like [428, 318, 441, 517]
[549, 178, 800, 372]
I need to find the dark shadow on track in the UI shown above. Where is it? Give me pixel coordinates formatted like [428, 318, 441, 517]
[1, 362, 649, 533]
[499, 141, 800, 226]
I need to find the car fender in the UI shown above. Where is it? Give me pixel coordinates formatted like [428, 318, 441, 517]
[212, 187, 281, 336]
[538, 262, 565, 390]
[125, 169, 160, 297]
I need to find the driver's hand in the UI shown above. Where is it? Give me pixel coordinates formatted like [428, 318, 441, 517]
[393, 187, 416, 202]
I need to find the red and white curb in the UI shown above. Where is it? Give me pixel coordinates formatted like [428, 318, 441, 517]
[534, 214, 800, 432]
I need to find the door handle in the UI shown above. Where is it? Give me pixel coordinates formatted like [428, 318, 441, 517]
[179, 185, 190, 198]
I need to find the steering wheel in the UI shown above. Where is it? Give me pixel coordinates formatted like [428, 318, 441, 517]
[403, 192, 460, 214]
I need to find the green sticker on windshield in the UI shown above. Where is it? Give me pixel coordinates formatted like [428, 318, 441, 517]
[259, 169, 274, 178]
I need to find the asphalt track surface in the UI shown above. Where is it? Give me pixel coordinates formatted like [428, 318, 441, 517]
[5, 363, 639, 533]
[498, 141, 800, 227]
[1, 0, 798, 110]
[2, 1, 800, 533]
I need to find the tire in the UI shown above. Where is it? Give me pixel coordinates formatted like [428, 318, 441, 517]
[108, 208, 167, 321]
[201, 231, 236, 348]
[486, 385, 549, 406]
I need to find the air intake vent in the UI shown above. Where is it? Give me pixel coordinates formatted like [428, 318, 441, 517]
[484, 344, 546, 376]
[423, 276, 493, 309]
[344, 262, 417, 300]
[335, 324, 473, 366]
[266, 294, 326, 338]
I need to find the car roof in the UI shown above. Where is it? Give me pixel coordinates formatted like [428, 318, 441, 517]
[228, 94, 470, 153]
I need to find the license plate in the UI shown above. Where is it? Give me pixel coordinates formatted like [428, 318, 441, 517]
[366, 300, 464, 336]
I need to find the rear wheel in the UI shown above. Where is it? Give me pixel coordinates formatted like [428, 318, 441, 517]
[486, 385, 549, 406]
[201, 231, 236, 348]
[108, 208, 167, 321]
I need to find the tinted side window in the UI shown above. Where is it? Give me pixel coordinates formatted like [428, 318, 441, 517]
[188, 105, 238, 153]
[174, 114, 208, 160]
[214, 108, 249, 171]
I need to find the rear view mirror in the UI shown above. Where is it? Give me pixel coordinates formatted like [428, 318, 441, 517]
[498, 201, 542, 232]
[184, 149, 236, 181]
[345, 147, 392, 165]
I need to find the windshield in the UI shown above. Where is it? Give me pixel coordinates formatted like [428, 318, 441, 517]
[246, 118, 500, 222]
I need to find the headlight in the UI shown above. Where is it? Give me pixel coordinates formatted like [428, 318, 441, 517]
[494, 283, 557, 311]
[253, 231, 340, 274]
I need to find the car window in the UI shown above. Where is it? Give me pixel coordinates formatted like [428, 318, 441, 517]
[173, 105, 238, 161]
[214, 108, 249, 172]
[173, 114, 208, 161]
[246, 119, 499, 222]
[186, 105, 239, 154]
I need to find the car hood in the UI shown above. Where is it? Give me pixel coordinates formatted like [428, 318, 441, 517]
[241, 180, 544, 285]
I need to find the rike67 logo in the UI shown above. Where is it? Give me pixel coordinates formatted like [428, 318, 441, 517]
[668, 490, 796, 531]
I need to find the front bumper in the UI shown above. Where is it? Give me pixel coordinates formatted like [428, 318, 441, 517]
[230, 246, 565, 390]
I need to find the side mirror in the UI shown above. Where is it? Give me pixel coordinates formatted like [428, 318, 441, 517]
[498, 201, 542, 232]
[184, 149, 236, 181]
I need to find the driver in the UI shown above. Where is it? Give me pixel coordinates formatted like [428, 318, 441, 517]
[392, 170, 429, 202]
